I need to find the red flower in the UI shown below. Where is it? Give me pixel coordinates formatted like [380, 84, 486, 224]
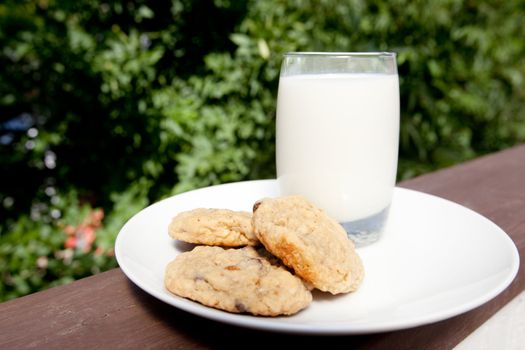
[62, 208, 105, 252]
[64, 236, 77, 249]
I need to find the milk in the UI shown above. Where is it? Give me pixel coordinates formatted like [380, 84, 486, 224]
[276, 73, 399, 222]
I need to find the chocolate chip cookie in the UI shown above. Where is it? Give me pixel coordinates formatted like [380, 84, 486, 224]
[252, 196, 364, 294]
[168, 208, 258, 247]
[165, 246, 312, 316]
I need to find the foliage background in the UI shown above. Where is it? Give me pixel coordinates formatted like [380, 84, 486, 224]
[1, 0, 524, 301]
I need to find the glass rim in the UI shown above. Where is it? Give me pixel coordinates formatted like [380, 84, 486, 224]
[283, 51, 396, 58]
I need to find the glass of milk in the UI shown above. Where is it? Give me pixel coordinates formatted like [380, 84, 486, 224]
[276, 52, 399, 247]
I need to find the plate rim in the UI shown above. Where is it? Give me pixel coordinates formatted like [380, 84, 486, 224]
[115, 180, 520, 335]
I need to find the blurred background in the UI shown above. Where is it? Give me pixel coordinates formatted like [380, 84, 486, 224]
[1, 0, 524, 301]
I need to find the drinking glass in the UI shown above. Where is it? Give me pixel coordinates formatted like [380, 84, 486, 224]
[276, 52, 399, 247]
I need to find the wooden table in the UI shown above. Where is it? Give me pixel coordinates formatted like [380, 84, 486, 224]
[1, 145, 524, 349]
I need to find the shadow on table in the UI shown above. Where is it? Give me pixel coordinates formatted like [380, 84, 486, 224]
[125, 280, 457, 349]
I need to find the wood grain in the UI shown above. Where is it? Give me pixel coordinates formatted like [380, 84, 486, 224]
[1, 144, 524, 349]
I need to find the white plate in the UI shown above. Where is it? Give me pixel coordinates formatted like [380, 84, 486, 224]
[115, 180, 519, 335]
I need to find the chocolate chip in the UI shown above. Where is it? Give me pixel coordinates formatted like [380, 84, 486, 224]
[235, 301, 248, 313]
[194, 274, 206, 282]
[253, 200, 262, 212]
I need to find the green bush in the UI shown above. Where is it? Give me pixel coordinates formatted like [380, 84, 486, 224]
[1, 0, 524, 301]
[0, 184, 148, 300]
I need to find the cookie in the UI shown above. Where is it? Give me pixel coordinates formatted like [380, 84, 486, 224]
[252, 196, 364, 294]
[168, 208, 258, 247]
[165, 246, 312, 316]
